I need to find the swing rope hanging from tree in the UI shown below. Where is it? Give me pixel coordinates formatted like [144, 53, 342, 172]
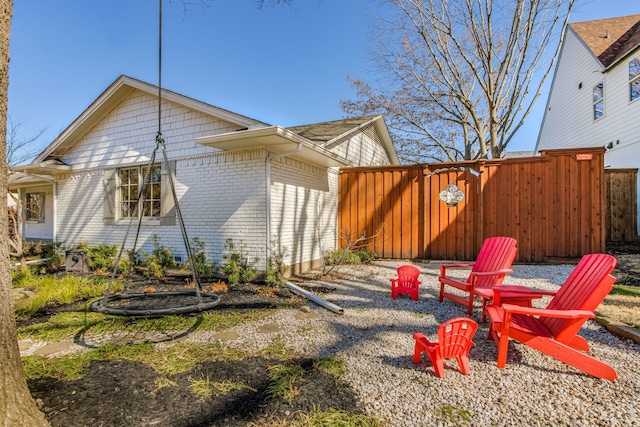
[90, 0, 220, 316]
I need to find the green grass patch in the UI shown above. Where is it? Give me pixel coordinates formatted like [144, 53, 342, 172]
[21, 341, 249, 381]
[437, 404, 471, 424]
[610, 285, 640, 297]
[17, 308, 272, 342]
[292, 408, 383, 426]
[267, 363, 305, 402]
[14, 275, 124, 319]
[313, 357, 346, 380]
[152, 376, 178, 394]
[188, 375, 257, 397]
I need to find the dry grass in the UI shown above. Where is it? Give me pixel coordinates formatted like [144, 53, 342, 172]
[598, 293, 640, 329]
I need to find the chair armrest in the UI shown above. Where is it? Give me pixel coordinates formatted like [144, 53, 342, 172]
[439, 263, 475, 277]
[493, 286, 557, 297]
[470, 269, 513, 278]
[501, 303, 595, 320]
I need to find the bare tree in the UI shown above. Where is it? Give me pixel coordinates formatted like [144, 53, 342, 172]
[6, 115, 46, 167]
[342, 0, 575, 162]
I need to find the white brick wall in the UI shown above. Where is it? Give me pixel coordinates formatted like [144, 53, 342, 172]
[269, 157, 338, 269]
[55, 149, 268, 267]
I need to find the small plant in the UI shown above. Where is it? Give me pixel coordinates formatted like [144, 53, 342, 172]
[41, 242, 65, 273]
[437, 404, 472, 424]
[222, 239, 257, 285]
[266, 243, 289, 288]
[152, 377, 178, 394]
[141, 235, 176, 278]
[266, 363, 305, 403]
[313, 356, 347, 380]
[188, 375, 256, 397]
[325, 248, 361, 266]
[72, 242, 129, 274]
[184, 237, 217, 278]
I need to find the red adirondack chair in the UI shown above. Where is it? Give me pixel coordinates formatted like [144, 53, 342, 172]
[438, 237, 517, 315]
[390, 265, 422, 301]
[485, 253, 618, 380]
[413, 317, 479, 378]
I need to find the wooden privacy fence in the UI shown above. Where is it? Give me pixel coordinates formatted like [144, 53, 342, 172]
[605, 169, 638, 242]
[338, 148, 607, 263]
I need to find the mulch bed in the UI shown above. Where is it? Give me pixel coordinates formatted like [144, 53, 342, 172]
[25, 272, 363, 427]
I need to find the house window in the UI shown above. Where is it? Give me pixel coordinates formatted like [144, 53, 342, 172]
[630, 55, 640, 102]
[25, 192, 45, 222]
[592, 81, 604, 121]
[119, 165, 161, 219]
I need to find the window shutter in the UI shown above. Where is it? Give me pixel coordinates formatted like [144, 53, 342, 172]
[103, 169, 116, 225]
[160, 160, 176, 226]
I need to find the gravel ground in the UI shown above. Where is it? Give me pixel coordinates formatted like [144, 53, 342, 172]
[188, 260, 640, 427]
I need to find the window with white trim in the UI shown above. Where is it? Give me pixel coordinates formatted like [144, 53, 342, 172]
[592, 81, 604, 121]
[630, 55, 640, 102]
[25, 192, 45, 222]
[119, 165, 161, 219]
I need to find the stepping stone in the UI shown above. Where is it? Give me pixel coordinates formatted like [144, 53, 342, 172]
[295, 312, 319, 320]
[34, 340, 75, 356]
[18, 340, 33, 352]
[257, 323, 281, 333]
[211, 332, 239, 341]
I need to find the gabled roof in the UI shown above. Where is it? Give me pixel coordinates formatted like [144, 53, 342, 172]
[570, 14, 640, 69]
[196, 115, 399, 167]
[34, 75, 269, 163]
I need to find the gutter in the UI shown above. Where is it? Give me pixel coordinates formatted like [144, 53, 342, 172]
[265, 143, 302, 264]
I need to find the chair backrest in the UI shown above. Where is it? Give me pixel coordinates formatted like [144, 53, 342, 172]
[397, 265, 421, 286]
[470, 237, 518, 287]
[438, 317, 478, 359]
[542, 253, 617, 336]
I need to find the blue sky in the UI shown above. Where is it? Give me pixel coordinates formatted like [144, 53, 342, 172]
[8, 0, 640, 161]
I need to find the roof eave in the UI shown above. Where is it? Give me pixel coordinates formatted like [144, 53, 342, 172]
[195, 126, 352, 168]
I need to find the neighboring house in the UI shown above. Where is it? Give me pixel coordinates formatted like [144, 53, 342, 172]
[9, 75, 398, 273]
[536, 14, 640, 237]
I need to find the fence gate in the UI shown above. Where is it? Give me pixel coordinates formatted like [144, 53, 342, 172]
[605, 169, 638, 242]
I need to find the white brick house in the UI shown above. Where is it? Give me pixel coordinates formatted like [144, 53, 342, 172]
[10, 75, 398, 273]
[535, 14, 640, 237]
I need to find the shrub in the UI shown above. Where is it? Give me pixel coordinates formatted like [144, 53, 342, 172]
[72, 242, 129, 274]
[184, 238, 217, 278]
[222, 239, 257, 285]
[266, 244, 289, 288]
[141, 235, 175, 278]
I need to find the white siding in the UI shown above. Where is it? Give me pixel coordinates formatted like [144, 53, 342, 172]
[61, 89, 243, 169]
[269, 158, 338, 271]
[538, 30, 640, 237]
[328, 123, 392, 167]
[23, 185, 54, 241]
[539, 32, 640, 153]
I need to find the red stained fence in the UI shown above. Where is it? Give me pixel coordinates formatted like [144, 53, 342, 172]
[338, 148, 610, 263]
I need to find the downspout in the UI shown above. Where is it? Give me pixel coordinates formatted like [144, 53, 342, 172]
[265, 143, 302, 265]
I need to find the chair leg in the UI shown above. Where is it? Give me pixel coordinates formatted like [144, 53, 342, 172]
[496, 334, 510, 368]
[426, 350, 445, 378]
[467, 295, 474, 315]
[455, 355, 471, 375]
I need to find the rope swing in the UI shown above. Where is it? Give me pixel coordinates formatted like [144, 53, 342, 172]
[90, 0, 220, 316]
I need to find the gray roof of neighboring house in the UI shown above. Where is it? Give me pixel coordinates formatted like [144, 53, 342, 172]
[570, 14, 640, 69]
[288, 116, 381, 144]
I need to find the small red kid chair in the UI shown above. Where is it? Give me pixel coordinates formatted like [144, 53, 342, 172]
[412, 317, 479, 378]
[390, 265, 422, 301]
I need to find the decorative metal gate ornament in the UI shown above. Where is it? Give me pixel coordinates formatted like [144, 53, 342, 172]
[439, 184, 465, 207]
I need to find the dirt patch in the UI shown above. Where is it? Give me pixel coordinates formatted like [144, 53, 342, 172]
[24, 274, 364, 426]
